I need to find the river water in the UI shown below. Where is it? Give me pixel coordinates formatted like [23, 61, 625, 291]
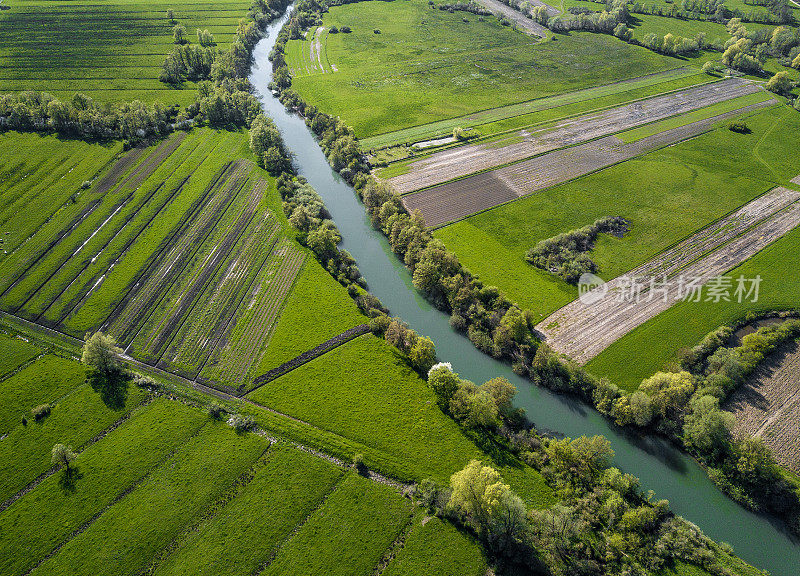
[250, 13, 799, 574]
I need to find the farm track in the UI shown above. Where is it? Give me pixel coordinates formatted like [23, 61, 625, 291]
[726, 341, 800, 473]
[537, 189, 800, 364]
[390, 78, 759, 194]
[474, 0, 550, 37]
[201, 240, 306, 387]
[149, 179, 270, 375]
[404, 100, 776, 227]
[1, 135, 184, 311]
[140, 174, 260, 365]
[0, 145, 147, 299]
[104, 161, 244, 346]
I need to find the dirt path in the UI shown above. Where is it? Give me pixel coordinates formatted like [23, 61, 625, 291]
[790, 174, 800, 186]
[389, 79, 759, 194]
[402, 100, 775, 227]
[536, 189, 800, 364]
[474, 0, 550, 37]
[309, 26, 326, 73]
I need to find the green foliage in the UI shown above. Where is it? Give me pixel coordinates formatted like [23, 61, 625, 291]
[766, 70, 794, 94]
[51, 442, 76, 470]
[82, 331, 123, 379]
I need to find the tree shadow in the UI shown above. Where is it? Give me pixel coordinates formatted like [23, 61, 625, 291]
[87, 370, 130, 410]
[58, 466, 83, 493]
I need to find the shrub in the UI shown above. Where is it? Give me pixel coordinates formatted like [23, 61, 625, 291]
[329, 25, 339, 33]
[31, 404, 51, 421]
[80, 180, 92, 190]
[341, 25, 351, 32]
[208, 403, 225, 419]
[227, 413, 254, 432]
[373, 28, 381, 33]
[728, 120, 750, 133]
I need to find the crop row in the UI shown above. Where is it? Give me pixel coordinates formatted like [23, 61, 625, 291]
[123, 162, 255, 361]
[4, 135, 186, 315]
[204, 239, 307, 389]
[64, 130, 244, 336]
[138, 172, 264, 369]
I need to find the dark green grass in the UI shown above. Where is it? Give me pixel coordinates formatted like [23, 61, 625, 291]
[260, 472, 414, 576]
[434, 106, 800, 321]
[0, 0, 249, 102]
[152, 443, 345, 576]
[0, 333, 41, 377]
[382, 516, 487, 576]
[586, 224, 800, 391]
[0, 355, 83, 434]
[0, 381, 148, 502]
[247, 333, 485, 482]
[288, 0, 678, 137]
[0, 399, 207, 576]
[252, 257, 366, 376]
[28, 418, 269, 576]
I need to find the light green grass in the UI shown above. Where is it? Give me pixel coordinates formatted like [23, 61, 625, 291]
[0, 399, 207, 576]
[382, 515, 487, 576]
[0, 0, 249, 103]
[261, 472, 413, 576]
[0, 354, 83, 434]
[362, 67, 704, 149]
[0, 380, 148, 502]
[29, 419, 269, 576]
[152, 443, 344, 576]
[587, 224, 800, 391]
[288, 0, 679, 137]
[616, 91, 776, 143]
[434, 106, 800, 321]
[252, 257, 366, 377]
[0, 333, 41, 376]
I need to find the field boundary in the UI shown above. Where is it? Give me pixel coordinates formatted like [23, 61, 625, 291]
[246, 324, 371, 393]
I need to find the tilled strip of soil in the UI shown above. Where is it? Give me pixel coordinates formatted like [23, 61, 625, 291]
[473, 0, 550, 37]
[725, 341, 800, 473]
[402, 100, 775, 228]
[791, 174, 800, 185]
[537, 194, 800, 364]
[390, 78, 760, 194]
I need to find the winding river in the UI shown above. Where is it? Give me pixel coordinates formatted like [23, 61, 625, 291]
[250, 13, 799, 574]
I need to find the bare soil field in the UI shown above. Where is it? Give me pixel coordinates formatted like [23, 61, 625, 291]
[536, 189, 800, 364]
[474, 0, 551, 37]
[403, 100, 775, 227]
[791, 174, 800, 185]
[389, 78, 759, 194]
[725, 340, 800, 473]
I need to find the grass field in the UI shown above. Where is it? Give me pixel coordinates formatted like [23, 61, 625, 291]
[434, 106, 800, 320]
[586, 224, 800, 390]
[382, 515, 487, 576]
[0, 0, 250, 104]
[287, 0, 679, 137]
[0, 354, 83, 434]
[260, 473, 414, 576]
[0, 332, 41, 377]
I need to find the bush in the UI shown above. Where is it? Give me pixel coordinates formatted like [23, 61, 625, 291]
[208, 403, 225, 419]
[31, 404, 51, 421]
[373, 28, 381, 33]
[227, 413, 254, 432]
[341, 25, 351, 32]
[329, 25, 339, 33]
[80, 180, 92, 190]
[728, 120, 751, 133]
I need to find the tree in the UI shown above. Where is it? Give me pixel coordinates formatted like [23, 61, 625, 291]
[166, 8, 175, 24]
[766, 71, 793, 95]
[500, 307, 528, 342]
[82, 331, 123, 379]
[173, 24, 186, 44]
[629, 390, 653, 427]
[449, 381, 499, 429]
[408, 336, 436, 373]
[448, 460, 502, 527]
[683, 395, 733, 460]
[481, 377, 516, 417]
[262, 147, 289, 175]
[793, 53, 800, 70]
[52, 443, 76, 471]
[428, 364, 460, 411]
[197, 28, 214, 46]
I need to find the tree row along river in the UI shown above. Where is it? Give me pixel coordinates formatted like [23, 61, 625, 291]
[250, 11, 799, 574]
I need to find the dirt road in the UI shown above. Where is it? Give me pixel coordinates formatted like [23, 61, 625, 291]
[535, 188, 800, 364]
[474, 0, 551, 37]
[390, 78, 759, 194]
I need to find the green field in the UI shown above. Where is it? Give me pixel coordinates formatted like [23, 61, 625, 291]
[287, 0, 679, 137]
[587, 224, 800, 390]
[434, 106, 800, 320]
[0, 332, 41, 377]
[0, 0, 250, 104]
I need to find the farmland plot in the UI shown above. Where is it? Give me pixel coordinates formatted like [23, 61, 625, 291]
[725, 340, 800, 473]
[0, 333, 42, 378]
[389, 78, 761, 194]
[537, 189, 800, 364]
[404, 99, 776, 227]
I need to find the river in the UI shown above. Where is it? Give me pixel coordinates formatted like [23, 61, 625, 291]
[250, 12, 799, 574]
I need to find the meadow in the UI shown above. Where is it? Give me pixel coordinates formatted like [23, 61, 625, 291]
[434, 105, 800, 320]
[0, 333, 41, 376]
[0, 0, 250, 104]
[286, 0, 679, 137]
